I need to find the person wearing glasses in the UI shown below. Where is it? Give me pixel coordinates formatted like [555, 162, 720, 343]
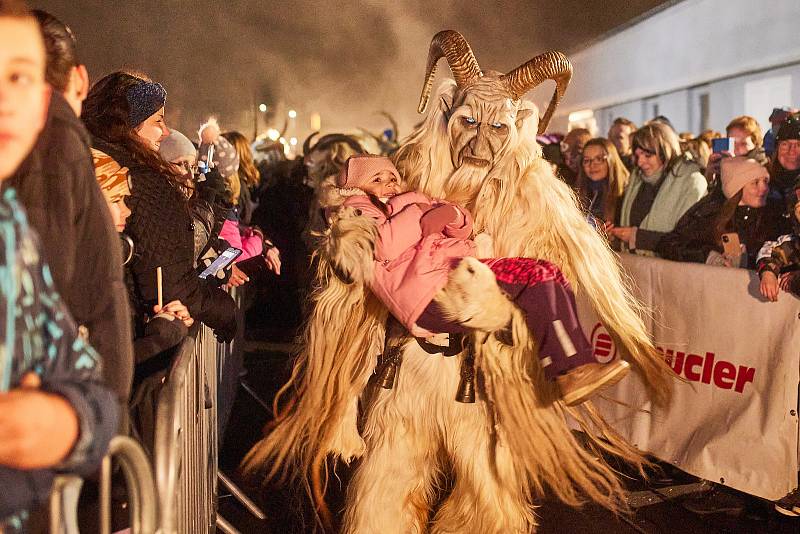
[769, 114, 800, 214]
[575, 138, 630, 236]
[607, 122, 707, 255]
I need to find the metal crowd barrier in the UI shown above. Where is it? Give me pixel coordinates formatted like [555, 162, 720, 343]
[49, 288, 262, 533]
[153, 326, 219, 534]
[49, 436, 157, 534]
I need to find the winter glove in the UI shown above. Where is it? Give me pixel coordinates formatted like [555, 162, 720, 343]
[420, 205, 459, 236]
[196, 167, 228, 202]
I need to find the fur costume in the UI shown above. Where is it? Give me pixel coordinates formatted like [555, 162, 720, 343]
[245, 30, 674, 533]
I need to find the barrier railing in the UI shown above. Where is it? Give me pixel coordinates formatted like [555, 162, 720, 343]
[49, 287, 262, 533]
[153, 325, 219, 534]
[49, 436, 157, 534]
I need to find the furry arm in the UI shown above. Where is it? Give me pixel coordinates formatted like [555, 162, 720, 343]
[343, 196, 425, 261]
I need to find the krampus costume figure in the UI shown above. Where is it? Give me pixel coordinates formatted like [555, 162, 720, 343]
[245, 30, 673, 533]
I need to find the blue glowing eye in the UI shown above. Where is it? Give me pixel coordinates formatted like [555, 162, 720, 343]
[491, 122, 503, 129]
[464, 117, 477, 124]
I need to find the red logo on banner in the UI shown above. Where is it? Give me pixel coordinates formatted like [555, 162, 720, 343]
[591, 323, 616, 363]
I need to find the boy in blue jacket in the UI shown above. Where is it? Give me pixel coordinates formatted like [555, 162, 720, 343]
[0, 1, 119, 530]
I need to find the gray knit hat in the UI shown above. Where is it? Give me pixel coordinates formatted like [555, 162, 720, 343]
[159, 129, 196, 164]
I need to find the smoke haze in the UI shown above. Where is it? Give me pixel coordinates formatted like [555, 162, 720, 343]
[33, 0, 667, 141]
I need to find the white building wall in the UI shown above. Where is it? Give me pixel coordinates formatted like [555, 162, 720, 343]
[547, 0, 800, 135]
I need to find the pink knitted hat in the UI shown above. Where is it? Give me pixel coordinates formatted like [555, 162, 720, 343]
[337, 155, 401, 189]
[720, 157, 769, 198]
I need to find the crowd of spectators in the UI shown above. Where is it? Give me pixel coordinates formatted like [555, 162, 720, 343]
[547, 106, 800, 304]
[2, 0, 800, 529]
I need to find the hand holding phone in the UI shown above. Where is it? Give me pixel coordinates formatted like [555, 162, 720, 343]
[712, 137, 735, 154]
[199, 247, 242, 279]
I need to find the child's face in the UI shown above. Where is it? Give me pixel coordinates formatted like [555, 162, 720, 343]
[360, 170, 403, 198]
[0, 17, 49, 181]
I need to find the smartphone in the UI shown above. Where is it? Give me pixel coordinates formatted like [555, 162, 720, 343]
[712, 137, 734, 154]
[199, 247, 242, 279]
[721, 232, 741, 258]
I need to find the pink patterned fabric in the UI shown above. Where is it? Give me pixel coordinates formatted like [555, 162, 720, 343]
[481, 257, 569, 288]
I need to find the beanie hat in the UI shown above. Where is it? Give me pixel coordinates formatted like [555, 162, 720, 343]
[720, 157, 769, 198]
[197, 119, 239, 180]
[159, 129, 196, 164]
[198, 135, 239, 180]
[126, 79, 166, 127]
[775, 113, 800, 143]
[337, 155, 401, 189]
[90, 148, 130, 203]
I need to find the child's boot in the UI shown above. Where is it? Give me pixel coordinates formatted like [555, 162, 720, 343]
[556, 359, 631, 406]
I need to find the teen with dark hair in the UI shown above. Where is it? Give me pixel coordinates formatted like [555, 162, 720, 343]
[30, 9, 88, 116]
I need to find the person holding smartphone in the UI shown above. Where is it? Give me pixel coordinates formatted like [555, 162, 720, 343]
[658, 157, 790, 269]
[705, 116, 768, 185]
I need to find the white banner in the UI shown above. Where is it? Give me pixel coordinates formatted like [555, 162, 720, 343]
[576, 253, 800, 500]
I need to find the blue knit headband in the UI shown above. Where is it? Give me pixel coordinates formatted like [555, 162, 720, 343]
[126, 80, 167, 127]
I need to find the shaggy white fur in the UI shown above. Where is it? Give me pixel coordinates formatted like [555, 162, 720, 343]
[246, 59, 673, 534]
[434, 257, 513, 332]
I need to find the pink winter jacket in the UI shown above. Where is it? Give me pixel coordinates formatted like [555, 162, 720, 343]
[220, 219, 263, 262]
[342, 191, 475, 337]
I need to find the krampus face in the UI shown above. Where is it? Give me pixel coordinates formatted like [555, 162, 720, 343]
[447, 88, 515, 172]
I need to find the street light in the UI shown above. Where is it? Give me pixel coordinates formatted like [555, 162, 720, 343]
[267, 128, 279, 141]
[289, 137, 297, 146]
[288, 109, 297, 119]
[258, 103, 267, 113]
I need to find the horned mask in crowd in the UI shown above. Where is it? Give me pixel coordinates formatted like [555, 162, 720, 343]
[417, 30, 572, 135]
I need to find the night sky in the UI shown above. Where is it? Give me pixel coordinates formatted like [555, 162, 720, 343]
[32, 0, 668, 142]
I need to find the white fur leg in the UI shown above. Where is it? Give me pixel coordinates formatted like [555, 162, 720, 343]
[343, 408, 439, 533]
[434, 257, 513, 332]
[327, 397, 366, 463]
[431, 415, 534, 534]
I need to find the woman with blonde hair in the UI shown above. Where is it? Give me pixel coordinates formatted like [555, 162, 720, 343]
[575, 137, 629, 225]
[608, 121, 707, 255]
[222, 130, 260, 225]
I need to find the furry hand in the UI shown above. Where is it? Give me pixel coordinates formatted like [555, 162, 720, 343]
[420, 205, 459, 236]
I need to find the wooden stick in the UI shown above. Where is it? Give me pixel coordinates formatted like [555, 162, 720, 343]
[156, 267, 163, 310]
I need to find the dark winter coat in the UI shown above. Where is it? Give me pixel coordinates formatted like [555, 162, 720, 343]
[4, 92, 133, 403]
[657, 189, 791, 269]
[0, 190, 118, 532]
[91, 140, 238, 343]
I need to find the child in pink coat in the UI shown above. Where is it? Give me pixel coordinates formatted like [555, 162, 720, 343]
[337, 155, 629, 405]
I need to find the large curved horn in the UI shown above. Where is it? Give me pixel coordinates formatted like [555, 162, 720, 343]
[417, 30, 483, 114]
[303, 131, 319, 156]
[501, 51, 572, 134]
